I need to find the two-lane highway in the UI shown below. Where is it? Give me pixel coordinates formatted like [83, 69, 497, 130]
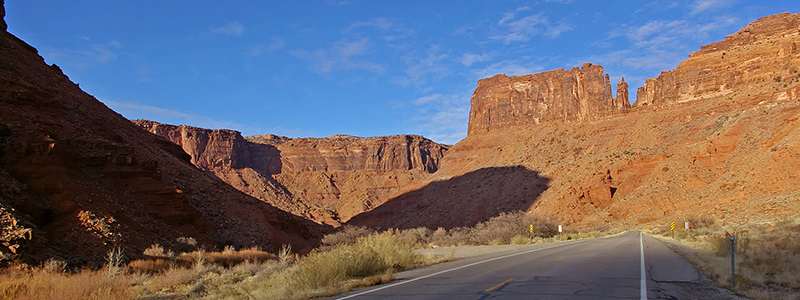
[330, 232, 743, 299]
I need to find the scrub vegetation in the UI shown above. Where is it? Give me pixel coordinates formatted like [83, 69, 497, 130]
[0, 211, 615, 300]
[653, 216, 800, 300]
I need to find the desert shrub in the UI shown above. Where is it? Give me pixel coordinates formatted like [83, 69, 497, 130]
[141, 266, 205, 294]
[473, 211, 557, 245]
[687, 215, 716, 229]
[288, 231, 417, 293]
[429, 227, 475, 246]
[688, 222, 800, 299]
[674, 229, 693, 240]
[321, 225, 374, 248]
[397, 227, 433, 248]
[201, 247, 276, 268]
[128, 259, 173, 274]
[510, 234, 529, 244]
[143, 244, 168, 258]
[41, 258, 67, 273]
[104, 247, 126, 277]
[175, 236, 199, 253]
[588, 222, 610, 232]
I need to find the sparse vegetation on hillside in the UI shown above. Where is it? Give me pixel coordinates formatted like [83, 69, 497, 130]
[655, 217, 800, 300]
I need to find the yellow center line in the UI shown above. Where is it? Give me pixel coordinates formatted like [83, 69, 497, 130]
[484, 278, 515, 292]
[554, 256, 565, 261]
[581, 248, 586, 251]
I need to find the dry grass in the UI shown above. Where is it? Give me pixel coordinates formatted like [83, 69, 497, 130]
[0, 230, 434, 300]
[0, 213, 614, 300]
[0, 267, 137, 300]
[662, 218, 800, 300]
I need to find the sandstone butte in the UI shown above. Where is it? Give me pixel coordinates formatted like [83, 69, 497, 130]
[348, 12, 800, 230]
[0, 1, 326, 267]
[133, 120, 447, 226]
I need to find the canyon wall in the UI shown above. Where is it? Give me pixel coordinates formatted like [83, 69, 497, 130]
[349, 12, 800, 230]
[636, 13, 800, 106]
[0, 6, 324, 266]
[134, 120, 448, 226]
[467, 63, 630, 135]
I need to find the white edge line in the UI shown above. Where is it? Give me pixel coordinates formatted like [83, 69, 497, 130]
[640, 231, 647, 300]
[335, 239, 586, 300]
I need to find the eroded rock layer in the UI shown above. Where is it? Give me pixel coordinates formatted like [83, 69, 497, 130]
[636, 13, 800, 107]
[349, 12, 800, 230]
[468, 63, 630, 135]
[133, 121, 448, 226]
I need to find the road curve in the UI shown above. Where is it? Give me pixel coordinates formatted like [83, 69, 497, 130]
[328, 232, 744, 300]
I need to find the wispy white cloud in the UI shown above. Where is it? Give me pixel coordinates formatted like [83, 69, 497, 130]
[248, 39, 285, 56]
[490, 7, 574, 43]
[610, 16, 738, 52]
[344, 17, 414, 41]
[406, 92, 470, 145]
[101, 99, 259, 134]
[581, 13, 741, 103]
[211, 22, 244, 36]
[292, 38, 384, 74]
[42, 40, 122, 69]
[345, 17, 394, 32]
[544, 0, 575, 3]
[472, 59, 543, 79]
[690, 0, 734, 15]
[392, 44, 450, 87]
[325, 0, 352, 6]
[460, 53, 491, 66]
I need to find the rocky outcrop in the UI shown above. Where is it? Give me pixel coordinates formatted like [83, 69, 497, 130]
[350, 12, 800, 230]
[134, 121, 448, 226]
[636, 13, 800, 106]
[0, 5, 324, 266]
[467, 63, 630, 135]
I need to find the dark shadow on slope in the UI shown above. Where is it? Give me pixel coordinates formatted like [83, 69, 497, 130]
[346, 165, 550, 230]
[241, 141, 282, 175]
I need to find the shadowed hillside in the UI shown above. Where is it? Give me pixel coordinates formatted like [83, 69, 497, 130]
[0, 1, 326, 266]
[347, 166, 550, 230]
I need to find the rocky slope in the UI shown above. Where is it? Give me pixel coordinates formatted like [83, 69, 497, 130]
[0, 3, 324, 266]
[349, 12, 800, 230]
[133, 120, 448, 226]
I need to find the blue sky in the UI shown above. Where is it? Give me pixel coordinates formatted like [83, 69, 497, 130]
[6, 1, 798, 144]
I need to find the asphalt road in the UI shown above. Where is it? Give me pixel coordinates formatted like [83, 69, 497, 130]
[329, 232, 745, 300]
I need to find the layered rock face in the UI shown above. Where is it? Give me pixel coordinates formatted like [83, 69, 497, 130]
[636, 13, 800, 106]
[0, 6, 324, 266]
[350, 12, 800, 230]
[134, 121, 448, 226]
[468, 63, 630, 135]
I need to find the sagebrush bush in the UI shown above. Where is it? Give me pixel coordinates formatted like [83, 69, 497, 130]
[687, 215, 716, 229]
[473, 211, 557, 245]
[288, 230, 417, 294]
[677, 220, 800, 300]
[397, 227, 433, 248]
[321, 225, 374, 248]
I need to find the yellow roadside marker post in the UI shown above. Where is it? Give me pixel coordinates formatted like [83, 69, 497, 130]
[529, 224, 533, 241]
[670, 221, 675, 238]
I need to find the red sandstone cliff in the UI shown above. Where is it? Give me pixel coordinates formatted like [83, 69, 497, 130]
[0, 6, 324, 266]
[636, 13, 800, 107]
[133, 120, 448, 226]
[468, 63, 630, 135]
[349, 12, 800, 230]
